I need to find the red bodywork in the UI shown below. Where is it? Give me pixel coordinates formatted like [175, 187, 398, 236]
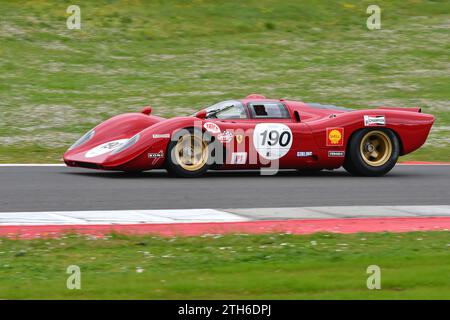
[64, 96, 434, 172]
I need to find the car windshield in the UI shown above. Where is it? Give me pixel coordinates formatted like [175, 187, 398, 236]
[202, 100, 247, 119]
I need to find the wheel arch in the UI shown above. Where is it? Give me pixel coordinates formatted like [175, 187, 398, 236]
[345, 127, 404, 156]
[163, 126, 227, 168]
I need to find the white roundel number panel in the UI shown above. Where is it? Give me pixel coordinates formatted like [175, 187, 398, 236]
[252, 123, 293, 160]
[85, 139, 128, 158]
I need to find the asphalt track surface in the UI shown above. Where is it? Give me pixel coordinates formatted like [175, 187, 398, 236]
[0, 165, 448, 212]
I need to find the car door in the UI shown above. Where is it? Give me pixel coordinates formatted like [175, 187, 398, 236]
[205, 101, 316, 168]
[245, 101, 316, 168]
[202, 102, 255, 167]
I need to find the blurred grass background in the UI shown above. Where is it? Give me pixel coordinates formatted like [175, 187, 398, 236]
[0, 0, 448, 162]
[0, 231, 449, 299]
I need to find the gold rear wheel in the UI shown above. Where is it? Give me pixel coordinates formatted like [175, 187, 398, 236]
[174, 133, 208, 172]
[344, 128, 399, 177]
[359, 130, 393, 167]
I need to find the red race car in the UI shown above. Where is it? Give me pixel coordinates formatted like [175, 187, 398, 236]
[64, 94, 434, 177]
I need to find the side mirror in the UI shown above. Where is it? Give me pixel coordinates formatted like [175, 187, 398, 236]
[141, 106, 152, 115]
[195, 110, 207, 119]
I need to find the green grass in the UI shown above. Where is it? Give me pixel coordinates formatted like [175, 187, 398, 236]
[0, 0, 449, 162]
[0, 231, 449, 299]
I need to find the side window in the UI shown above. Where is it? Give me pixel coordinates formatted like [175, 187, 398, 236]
[248, 102, 290, 119]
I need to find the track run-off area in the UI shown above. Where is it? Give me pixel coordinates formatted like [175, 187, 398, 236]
[0, 163, 449, 238]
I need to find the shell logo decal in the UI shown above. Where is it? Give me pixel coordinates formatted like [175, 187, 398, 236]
[326, 128, 344, 146]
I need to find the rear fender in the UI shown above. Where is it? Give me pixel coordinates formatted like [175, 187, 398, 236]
[379, 111, 434, 155]
[307, 108, 434, 162]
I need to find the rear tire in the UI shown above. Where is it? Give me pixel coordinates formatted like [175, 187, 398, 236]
[343, 159, 358, 175]
[344, 128, 399, 177]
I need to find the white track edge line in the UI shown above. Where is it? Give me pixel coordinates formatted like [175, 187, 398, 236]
[0, 206, 449, 226]
[0, 209, 248, 226]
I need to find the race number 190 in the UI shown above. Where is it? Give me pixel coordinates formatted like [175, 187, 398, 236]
[260, 129, 291, 147]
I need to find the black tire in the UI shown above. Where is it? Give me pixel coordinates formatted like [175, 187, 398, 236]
[343, 158, 358, 175]
[166, 128, 212, 178]
[344, 128, 399, 177]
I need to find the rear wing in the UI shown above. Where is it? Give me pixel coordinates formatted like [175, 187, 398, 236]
[378, 107, 422, 113]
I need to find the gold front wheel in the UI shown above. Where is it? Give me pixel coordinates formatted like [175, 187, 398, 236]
[359, 130, 393, 167]
[174, 133, 208, 172]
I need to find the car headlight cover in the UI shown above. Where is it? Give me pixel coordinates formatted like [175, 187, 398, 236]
[69, 129, 95, 150]
[111, 134, 140, 154]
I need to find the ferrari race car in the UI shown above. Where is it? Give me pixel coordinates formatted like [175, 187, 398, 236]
[64, 94, 434, 177]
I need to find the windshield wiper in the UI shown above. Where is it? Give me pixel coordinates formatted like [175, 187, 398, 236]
[206, 105, 234, 118]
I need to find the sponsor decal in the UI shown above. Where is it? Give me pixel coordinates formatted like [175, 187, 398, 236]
[297, 151, 313, 157]
[203, 122, 220, 134]
[326, 128, 344, 146]
[85, 139, 128, 158]
[230, 152, 247, 164]
[217, 130, 233, 143]
[328, 151, 345, 157]
[148, 150, 164, 158]
[235, 134, 244, 144]
[152, 133, 170, 139]
[253, 123, 293, 160]
[364, 115, 385, 126]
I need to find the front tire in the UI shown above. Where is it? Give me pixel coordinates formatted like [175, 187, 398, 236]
[344, 128, 399, 176]
[166, 128, 211, 178]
